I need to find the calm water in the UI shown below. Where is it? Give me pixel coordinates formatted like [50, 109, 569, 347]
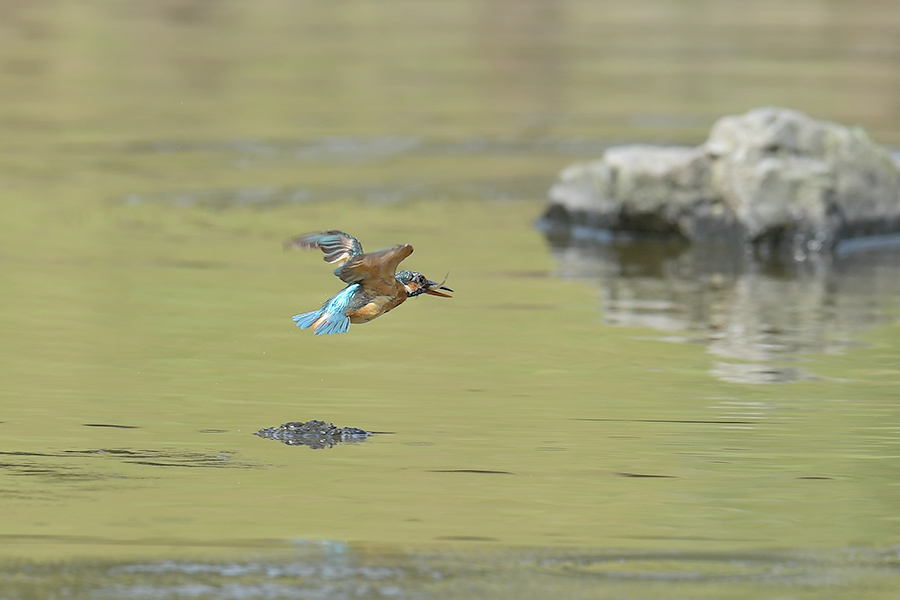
[2, 1, 900, 598]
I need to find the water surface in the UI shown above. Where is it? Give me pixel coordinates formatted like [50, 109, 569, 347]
[2, 1, 900, 598]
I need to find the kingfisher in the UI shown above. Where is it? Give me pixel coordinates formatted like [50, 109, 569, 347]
[285, 230, 452, 335]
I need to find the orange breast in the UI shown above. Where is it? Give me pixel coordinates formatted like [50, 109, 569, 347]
[348, 294, 406, 323]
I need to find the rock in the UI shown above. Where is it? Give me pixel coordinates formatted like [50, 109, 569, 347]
[540, 108, 900, 256]
[255, 420, 370, 449]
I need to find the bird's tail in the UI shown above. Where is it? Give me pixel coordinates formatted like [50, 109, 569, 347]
[292, 285, 356, 335]
[292, 308, 350, 335]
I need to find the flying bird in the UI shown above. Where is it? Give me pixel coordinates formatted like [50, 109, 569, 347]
[285, 230, 452, 335]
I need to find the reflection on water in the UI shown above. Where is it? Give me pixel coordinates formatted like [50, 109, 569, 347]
[122, 178, 549, 210]
[544, 234, 900, 383]
[0, 448, 249, 489]
[4, 543, 900, 600]
[119, 137, 613, 209]
[122, 137, 615, 162]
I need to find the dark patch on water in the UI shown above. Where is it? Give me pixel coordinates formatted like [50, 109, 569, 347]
[433, 535, 499, 542]
[579, 418, 760, 425]
[429, 469, 514, 475]
[0, 448, 252, 488]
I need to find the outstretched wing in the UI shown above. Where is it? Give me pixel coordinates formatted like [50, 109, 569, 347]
[284, 230, 364, 266]
[335, 244, 414, 287]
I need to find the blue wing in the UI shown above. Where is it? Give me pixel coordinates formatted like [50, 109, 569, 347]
[284, 231, 364, 266]
[292, 284, 358, 335]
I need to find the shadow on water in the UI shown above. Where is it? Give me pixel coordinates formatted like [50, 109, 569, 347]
[3, 542, 900, 600]
[540, 229, 900, 383]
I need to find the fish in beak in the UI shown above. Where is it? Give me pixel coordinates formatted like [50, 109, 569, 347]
[423, 272, 453, 297]
[424, 284, 453, 297]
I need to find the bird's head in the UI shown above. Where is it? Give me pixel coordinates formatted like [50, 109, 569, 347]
[396, 270, 453, 298]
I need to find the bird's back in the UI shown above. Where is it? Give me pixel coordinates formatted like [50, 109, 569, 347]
[335, 244, 413, 294]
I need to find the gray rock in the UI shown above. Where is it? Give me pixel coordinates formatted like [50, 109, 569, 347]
[255, 420, 370, 449]
[541, 108, 900, 256]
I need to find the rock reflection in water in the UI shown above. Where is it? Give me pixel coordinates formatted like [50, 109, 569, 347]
[544, 233, 900, 383]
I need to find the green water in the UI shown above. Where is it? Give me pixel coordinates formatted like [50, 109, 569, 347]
[2, 1, 900, 597]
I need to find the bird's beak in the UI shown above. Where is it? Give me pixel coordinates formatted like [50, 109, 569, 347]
[424, 285, 453, 298]
[424, 272, 453, 297]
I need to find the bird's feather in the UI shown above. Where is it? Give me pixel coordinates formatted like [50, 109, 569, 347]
[335, 244, 413, 287]
[292, 284, 358, 335]
[284, 230, 364, 266]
